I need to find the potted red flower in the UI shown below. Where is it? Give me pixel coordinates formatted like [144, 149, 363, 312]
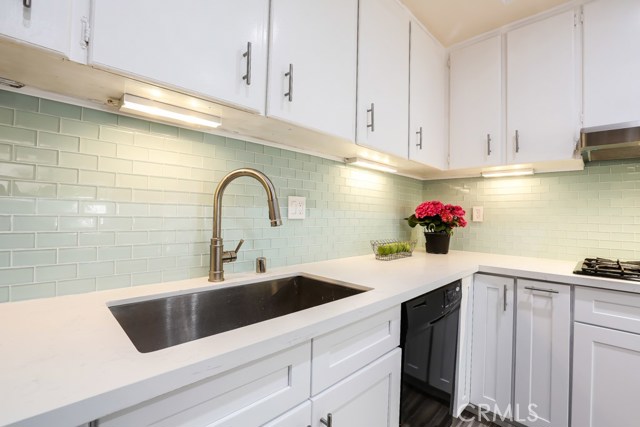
[406, 201, 467, 254]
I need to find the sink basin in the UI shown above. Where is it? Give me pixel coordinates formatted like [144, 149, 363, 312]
[109, 274, 369, 353]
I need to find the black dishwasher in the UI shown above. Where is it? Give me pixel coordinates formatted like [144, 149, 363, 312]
[400, 280, 462, 427]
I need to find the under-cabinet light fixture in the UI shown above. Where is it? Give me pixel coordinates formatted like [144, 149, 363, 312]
[119, 94, 221, 129]
[481, 168, 534, 178]
[345, 157, 397, 173]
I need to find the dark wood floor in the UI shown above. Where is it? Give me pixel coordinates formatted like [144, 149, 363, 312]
[401, 384, 499, 427]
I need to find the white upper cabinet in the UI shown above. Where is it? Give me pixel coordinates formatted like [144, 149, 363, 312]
[0, 0, 75, 57]
[506, 10, 578, 164]
[583, 0, 640, 127]
[409, 21, 448, 170]
[267, 0, 357, 141]
[357, 0, 410, 159]
[89, 0, 268, 113]
[449, 35, 503, 169]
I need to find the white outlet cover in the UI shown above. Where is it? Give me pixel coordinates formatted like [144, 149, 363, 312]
[472, 206, 484, 222]
[288, 196, 306, 219]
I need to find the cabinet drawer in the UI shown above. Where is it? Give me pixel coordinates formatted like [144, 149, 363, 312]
[575, 286, 640, 334]
[311, 306, 400, 395]
[99, 342, 311, 427]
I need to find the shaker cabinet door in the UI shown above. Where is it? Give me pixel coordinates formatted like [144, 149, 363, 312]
[311, 348, 401, 427]
[514, 280, 570, 427]
[470, 274, 514, 412]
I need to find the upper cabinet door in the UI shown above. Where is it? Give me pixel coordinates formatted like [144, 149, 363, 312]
[89, 0, 268, 114]
[583, 0, 640, 127]
[267, 0, 357, 141]
[357, 0, 409, 159]
[0, 0, 74, 57]
[409, 21, 448, 170]
[449, 35, 503, 170]
[506, 10, 578, 164]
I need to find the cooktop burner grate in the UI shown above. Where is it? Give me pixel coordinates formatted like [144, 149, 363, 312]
[574, 257, 640, 282]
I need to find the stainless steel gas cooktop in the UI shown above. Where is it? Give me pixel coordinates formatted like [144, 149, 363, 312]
[574, 258, 640, 282]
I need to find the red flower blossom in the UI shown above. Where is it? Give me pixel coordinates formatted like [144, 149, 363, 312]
[407, 200, 467, 235]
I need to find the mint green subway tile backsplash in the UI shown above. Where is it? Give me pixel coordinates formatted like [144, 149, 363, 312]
[423, 163, 640, 261]
[0, 89, 421, 302]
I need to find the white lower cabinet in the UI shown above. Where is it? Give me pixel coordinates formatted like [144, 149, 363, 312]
[312, 306, 400, 395]
[514, 280, 570, 427]
[93, 307, 401, 427]
[98, 342, 311, 427]
[470, 274, 514, 414]
[263, 401, 311, 427]
[572, 287, 640, 427]
[453, 276, 473, 417]
[311, 348, 401, 427]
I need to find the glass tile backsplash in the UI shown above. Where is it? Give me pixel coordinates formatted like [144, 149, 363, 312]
[424, 162, 640, 261]
[2, 88, 639, 302]
[0, 89, 421, 302]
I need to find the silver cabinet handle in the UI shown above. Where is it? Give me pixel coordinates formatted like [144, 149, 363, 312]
[503, 285, 507, 312]
[515, 129, 520, 153]
[284, 63, 293, 102]
[524, 286, 559, 294]
[320, 413, 333, 427]
[242, 42, 252, 86]
[487, 133, 492, 156]
[23, 0, 31, 8]
[367, 103, 375, 132]
[416, 126, 423, 149]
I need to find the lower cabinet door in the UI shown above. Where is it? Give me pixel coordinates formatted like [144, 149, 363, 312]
[470, 274, 514, 414]
[572, 322, 640, 427]
[98, 342, 311, 427]
[263, 401, 311, 427]
[311, 348, 401, 427]
[514, 280, 570, 427]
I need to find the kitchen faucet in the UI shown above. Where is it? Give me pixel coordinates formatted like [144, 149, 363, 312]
[209, 168, 282, 282]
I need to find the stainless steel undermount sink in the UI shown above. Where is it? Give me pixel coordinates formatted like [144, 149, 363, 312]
[108, 274, 370, 353]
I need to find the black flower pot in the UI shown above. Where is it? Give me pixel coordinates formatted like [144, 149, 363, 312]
[424, 232, 450, 254]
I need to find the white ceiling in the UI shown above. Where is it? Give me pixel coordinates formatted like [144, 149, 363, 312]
[400, 0, 573, 47]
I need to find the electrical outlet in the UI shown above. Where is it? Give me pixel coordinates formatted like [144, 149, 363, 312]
[472, 206, 484, 222]
[288, 196, 306, 219]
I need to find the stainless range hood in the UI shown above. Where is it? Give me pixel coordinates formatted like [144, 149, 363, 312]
[580, 121, 640, 162]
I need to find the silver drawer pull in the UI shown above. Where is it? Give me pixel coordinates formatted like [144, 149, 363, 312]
[503, 284, 507, 312]
[284, 63, 293, 102]
[242, 41, 252, 86]
[367, 103, 375, 132]
[524, 286, 559, 294]
[320, 413, 333, 427]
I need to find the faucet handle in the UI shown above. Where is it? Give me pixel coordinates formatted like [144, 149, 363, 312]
[234, 239, 245, 254]
[222, 239, 244, 263]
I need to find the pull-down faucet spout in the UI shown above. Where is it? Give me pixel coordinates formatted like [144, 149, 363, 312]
[209, 168, 282, 282]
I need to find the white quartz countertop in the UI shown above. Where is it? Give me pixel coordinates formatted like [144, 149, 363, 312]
[1, 250, 638, 427]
